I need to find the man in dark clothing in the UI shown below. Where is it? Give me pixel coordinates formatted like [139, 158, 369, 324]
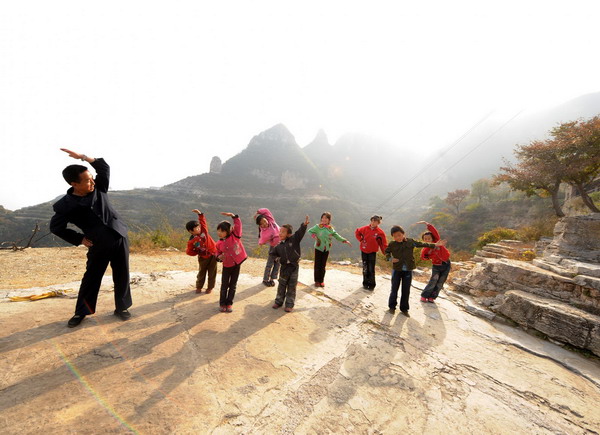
[50, 148, 132, 327]
[270, 215, 309, 312]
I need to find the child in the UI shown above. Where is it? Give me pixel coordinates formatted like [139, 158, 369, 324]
[355, 215, 388, 290]
[416, 221, 451, 303]
[308, 212, 352, 288]
[384, 225, 445, 316]
[270, 215, 309, 312]
[215, 212, 248, 313]
[185, 209, 218, 294]
[254, 208, 281, 287]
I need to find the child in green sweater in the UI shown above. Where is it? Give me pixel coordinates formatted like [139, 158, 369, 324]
[308, 212, 352, 287]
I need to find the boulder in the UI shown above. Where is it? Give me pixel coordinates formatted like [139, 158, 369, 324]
[543, 213, 600, 263]
[494, 290, 600, 356]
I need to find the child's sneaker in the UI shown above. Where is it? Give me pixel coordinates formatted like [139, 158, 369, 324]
[420, 297, 427, 302]
[314, 282, 321, 288]
[220, 305, 227, 312]
[319, 282, 325, 288]
[226, 305, 233, 312]
[427, 298, 435, 303]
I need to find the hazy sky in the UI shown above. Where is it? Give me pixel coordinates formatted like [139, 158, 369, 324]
[1, 0, 599, 210]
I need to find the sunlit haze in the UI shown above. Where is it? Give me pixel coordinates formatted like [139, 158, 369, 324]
[1, 0, 599, 210]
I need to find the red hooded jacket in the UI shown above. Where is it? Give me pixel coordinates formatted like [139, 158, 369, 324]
[420, 223, 450, 265]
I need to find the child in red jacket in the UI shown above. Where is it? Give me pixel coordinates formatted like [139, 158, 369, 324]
[355, 215, 388, 290]
[186, 209, 218, 294]
[417, 221, 451, 302]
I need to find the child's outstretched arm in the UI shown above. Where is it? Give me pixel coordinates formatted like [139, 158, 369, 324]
[294, 215, 310, 240]
[193, 209, 209, 233]
[332, 229, 352, 246]
[221, 212, 242, 237]
[417, 220, 441, 242]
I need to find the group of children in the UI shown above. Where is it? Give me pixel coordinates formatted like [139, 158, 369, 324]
[185, 209, 450, 317]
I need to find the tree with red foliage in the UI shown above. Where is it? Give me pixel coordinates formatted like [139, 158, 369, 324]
[494, 139, 565, 217]
[445, 189, 470, 214]
[551, 116, 600, 213]
[495, 115, 600, 216]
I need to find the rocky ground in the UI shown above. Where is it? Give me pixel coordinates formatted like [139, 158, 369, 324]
[1, 248, 599, 434]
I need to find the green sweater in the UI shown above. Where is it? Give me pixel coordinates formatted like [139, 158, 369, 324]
[385, 238, 436, 271]
[307, 224, 348, 252]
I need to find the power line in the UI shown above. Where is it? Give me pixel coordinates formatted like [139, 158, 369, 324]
[386, 109, 524, 217]
[371, 110, 496, 213]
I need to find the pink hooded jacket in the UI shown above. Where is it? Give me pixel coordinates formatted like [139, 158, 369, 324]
[216, 216, 248, 268]
[257, 208, 280, 247]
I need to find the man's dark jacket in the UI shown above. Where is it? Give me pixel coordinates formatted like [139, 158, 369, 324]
[50, 158, 128, 245]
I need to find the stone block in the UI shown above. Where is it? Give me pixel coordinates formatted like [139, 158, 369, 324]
[495, 290, 600, 356]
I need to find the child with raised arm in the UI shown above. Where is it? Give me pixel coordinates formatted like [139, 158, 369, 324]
[355, 215, 388, 290]
[185, 209, 218, 294]
[254, 208, 281, 287]
[385, 225, 445, 317]
[308, 212, 352, 288]
[270, 215, 309, 312]
[416, 221, 451, 303]
[215, 212, 248, 313]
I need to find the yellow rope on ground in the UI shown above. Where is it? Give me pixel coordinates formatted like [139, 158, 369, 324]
[9, 289, 73, 302]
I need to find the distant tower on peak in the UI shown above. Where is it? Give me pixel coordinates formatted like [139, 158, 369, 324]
[210, 156, 222, 174]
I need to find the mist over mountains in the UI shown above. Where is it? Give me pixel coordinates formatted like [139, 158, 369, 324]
[2, 92, 599, 256]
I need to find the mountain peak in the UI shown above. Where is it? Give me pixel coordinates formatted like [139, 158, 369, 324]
[304, 129, 331, 150]
[248, 124, 297, 149]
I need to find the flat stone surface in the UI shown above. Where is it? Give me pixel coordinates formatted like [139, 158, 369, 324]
[1, 267, 600, 434]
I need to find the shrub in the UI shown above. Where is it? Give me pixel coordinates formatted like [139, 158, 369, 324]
[517, 218, 557, 242]
[476, 227, 519, 249]
[129, 218, 188, 252]
[521, 250, 536, 261]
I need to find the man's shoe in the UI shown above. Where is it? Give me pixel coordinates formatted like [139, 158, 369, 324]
[114, 309, 131, 321]
[68, 315, 86, 328]
[263, 280, 271, 286]
[314, 282, 321, 288]
[205, 288, 213, 294]
[272, 303, 282, 309]
[388, 308, 396, 314]
[226, 305, 233, 313]
[268, 280, 276, 287]
[401, 310, 410, 317]
[319, 282, 325, 288]
[284, 307, 293, 312]
[195, 288, 203, 294]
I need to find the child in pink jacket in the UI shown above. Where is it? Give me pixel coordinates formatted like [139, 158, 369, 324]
[215, 212, 248, 313]
[254, 208, 281, 287]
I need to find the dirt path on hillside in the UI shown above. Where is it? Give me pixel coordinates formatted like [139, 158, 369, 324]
[1, 248, 599, 434]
